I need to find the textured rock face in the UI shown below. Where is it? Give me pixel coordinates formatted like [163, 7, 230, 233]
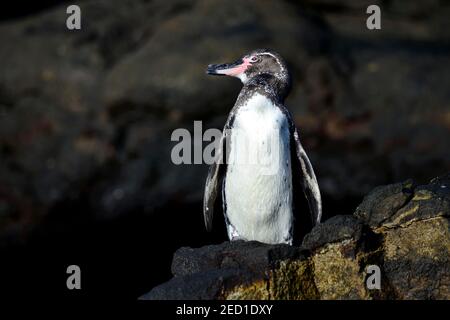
[141, 241, 319, 300]
[142, 174, 450, 300]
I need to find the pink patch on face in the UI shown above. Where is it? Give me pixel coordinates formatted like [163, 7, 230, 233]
[217, 57, 252, 76]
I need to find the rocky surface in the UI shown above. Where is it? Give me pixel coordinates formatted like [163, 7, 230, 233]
[142, 174, 450, 300]
[141, 241, 317, 300]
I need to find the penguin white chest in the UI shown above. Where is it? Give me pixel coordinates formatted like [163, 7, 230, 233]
[224, 93, 293, 244]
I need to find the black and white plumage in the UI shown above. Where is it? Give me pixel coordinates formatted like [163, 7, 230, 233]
[204, 49, 322, 245]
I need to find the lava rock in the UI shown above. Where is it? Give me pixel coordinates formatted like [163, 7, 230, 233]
[382, 217, 450, 299]
[354, 179, 416, 227]
[140, 268, 240, 300]
[171, 240, 307, 277]
[144, 241, 317, 300]
[302, 215, 363, 251]
[142, 174, 450, 300]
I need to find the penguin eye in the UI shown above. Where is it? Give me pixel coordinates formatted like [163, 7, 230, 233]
[249, 56, 260, 63]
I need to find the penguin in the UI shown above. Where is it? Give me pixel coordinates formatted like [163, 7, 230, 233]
[203, 49, 322, 245]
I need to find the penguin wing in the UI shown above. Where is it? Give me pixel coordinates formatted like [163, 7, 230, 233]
[292, 127, 322, 226]
[203, 133, 226, 232]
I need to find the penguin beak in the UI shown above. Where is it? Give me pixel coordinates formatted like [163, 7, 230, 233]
[207, 58, 249, 77]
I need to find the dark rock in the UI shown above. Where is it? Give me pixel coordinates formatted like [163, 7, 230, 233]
[143, 174, 450, 300]
[302, 215, 363, 250]
[429, 173, 450, 198]
[382, 217, 450, 299]
[359, 173, 450, 299]
[171, 240, 307, 277]
[354, 180, 415, 227]
[143, 241, 317, 300]
[355, 174, 450, 229]
[382, 175, 450, 228]
[141, 268, 239, 300]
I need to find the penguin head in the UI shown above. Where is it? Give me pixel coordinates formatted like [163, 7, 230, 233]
[207, 49, 290, 86]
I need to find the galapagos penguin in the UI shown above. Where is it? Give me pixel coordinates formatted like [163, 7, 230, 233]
[203, 49, 322, 245]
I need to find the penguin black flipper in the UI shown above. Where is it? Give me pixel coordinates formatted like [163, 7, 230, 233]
[204, 106, 239, 232]
[203, 134, 225, 232]
[290, 124, 322, 227]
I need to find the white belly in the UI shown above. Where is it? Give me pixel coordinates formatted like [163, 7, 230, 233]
[224, 94, 293, 244]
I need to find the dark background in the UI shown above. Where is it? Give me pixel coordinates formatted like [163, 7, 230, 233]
[0, 0, 449, 300]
